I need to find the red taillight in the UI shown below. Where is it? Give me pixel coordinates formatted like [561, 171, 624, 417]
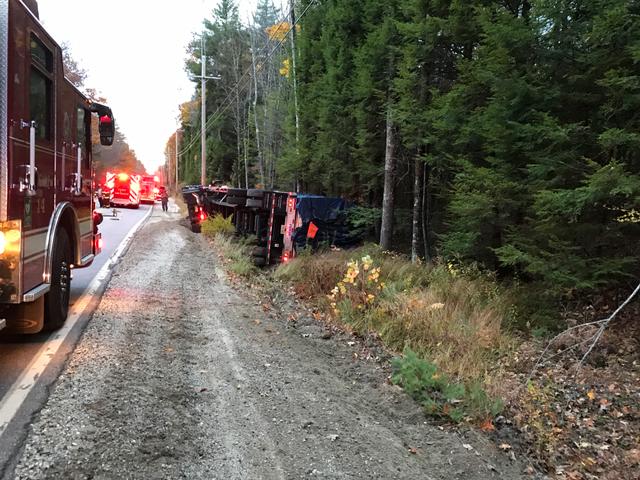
[283, 252, 290, 262]
[98, 238, 104, 250]
[199, 212, 206, 221]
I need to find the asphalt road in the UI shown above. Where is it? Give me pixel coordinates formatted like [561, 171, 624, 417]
[0, 201, 155, 476]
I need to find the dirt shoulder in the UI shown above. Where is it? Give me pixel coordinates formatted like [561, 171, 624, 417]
[11, 210, 532, 479]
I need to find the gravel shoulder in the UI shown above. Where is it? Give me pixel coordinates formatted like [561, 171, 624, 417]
[10, 208, 530, 479]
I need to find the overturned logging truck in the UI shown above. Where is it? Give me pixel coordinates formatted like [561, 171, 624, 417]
[181, 185, 359, 266]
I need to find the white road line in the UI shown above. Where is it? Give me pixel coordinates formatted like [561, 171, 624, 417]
[0, 207, 153, 435]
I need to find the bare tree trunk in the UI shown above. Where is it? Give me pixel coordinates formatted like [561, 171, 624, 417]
[250, 32, 265, 186]
[422, 162, 431, 262]
[379, 104, 396, 250]
[411, 153, 423, 263]
[235, 92, 242, 187]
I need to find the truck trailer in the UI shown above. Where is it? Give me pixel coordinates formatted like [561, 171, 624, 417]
[0, 0, 115, 332]
[182, 185, 359, 267]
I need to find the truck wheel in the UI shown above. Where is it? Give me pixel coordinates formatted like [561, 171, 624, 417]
[191, 223, 201, 233]
[226, 188, 247, 198]
[253, 256, 267, 267]
[225, 196, 245, 206]
[246, 198, 262, 208]
[43, 230, 72, 331]
[251, 246, 268, 257]
[246, 189, 264, 198]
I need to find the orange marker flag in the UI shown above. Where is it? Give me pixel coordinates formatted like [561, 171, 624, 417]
[307, 221, 319, 239]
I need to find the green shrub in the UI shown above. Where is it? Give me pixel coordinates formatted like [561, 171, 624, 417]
[391, 348, 503, 423]
[211, 234, 257, 278]
[201, 214, 235, 238]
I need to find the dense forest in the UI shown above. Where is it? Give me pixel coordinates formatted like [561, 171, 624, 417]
[169, 0, 640, 304]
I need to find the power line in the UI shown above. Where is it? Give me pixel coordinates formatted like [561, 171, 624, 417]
[176, 0, 317, 159]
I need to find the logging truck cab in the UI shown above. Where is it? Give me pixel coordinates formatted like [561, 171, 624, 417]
[0, 0, 115, 333]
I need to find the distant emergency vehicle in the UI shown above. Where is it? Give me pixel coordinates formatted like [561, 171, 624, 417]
[104, 172, 140, 209]
[0, 0, 115, 332]
[139, 175, 158, 204]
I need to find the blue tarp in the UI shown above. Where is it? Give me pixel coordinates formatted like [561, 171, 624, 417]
[293, 195, 361, 250]
[295, 194, 349, 222]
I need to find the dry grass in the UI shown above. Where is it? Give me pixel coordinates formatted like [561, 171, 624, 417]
[211, 234, 257, 278]
[369, 274, 514, 385]
[275, 245, 515, 390]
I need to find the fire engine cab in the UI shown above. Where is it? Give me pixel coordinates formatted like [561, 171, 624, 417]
[0, 0, 115, 332]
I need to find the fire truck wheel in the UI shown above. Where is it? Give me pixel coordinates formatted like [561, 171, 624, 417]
[191, 223, 201, 233]
[43, 230, 72, 331]
[253, 255, 267, 267]
[246, 198, 262, 208]
[251, 246, 268, 257]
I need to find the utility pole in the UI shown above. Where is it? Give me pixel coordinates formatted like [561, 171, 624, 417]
[200, 31, 221, 186]
[175, 128, 180, 192]
[201, 33, 207, 186]
[289, 0, 301, 191]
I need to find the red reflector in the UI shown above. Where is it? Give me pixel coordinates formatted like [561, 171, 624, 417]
[100, 115, 112, 124]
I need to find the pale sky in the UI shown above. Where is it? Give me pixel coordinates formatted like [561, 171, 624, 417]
[37, 0, 283, 174]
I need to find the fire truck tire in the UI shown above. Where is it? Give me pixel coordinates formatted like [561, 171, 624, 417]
[253, 255, 267, 267]
[251, 246, 268, 257]
[246, 189, 264, 198]
[43, 230, 72, 331]
[246, 198, 262, 208]
[225, 196, 245, 206]
[191, 223, 201, 233]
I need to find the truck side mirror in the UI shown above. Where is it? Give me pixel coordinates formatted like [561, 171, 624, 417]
[98, 115, 115, 146]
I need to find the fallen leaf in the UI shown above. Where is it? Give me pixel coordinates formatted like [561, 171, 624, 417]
[587, 389, 596, 401]
[408, 447, 419, 454]
[626, 449, 640, 465]
[253, 319, 262, 325]
[462, 443, 473, 450]
[480, 419, 495, 432]
[499, 443, 512, 451]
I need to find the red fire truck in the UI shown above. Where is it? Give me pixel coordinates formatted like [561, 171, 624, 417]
[103, 171, 141, 208]
[0, 0, 115, 333]
[139, 174, 158, 204]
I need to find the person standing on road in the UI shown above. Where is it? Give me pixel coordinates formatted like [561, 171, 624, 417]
[160, 187, 169, 212]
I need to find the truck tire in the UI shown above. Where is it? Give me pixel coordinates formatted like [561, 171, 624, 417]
[226, 188, 247, 198]
[191, 223, 201, 233]
[246, 189, 264, 199]
[251, 246, 268, 257]
[246, 198, 262, 208]
[43, 230, 72, 331]
[225, 196, 245, 206]
[253, 255, 267, 267]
